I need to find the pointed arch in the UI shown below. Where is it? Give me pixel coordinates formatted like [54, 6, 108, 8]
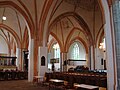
[67, 36, 88, 54]
[0, 24, 21, 48]
[50, 32, 63, 52]
[48, 38, 55, 53]
[0, 1, 34, 38]
[23, 27, 29, 49]
[65, 27, 90, 52]
[46, 12, 93, 47]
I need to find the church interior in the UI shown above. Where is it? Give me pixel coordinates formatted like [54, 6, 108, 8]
[0, 0, 119, 90]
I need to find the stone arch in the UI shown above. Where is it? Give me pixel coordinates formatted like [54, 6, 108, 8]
[46, 12, 93, 47]
[96, 25, 104, 48]
[67, 36, 88, 54]
[97, 30, 104, 48]
[64, 27, 90, 52]
[48, 38, 55, 53]
[50, 32, 63, 52]
[99, 0, 116, 90]
[0, 1, 34, 39]
[0, 24, 21, 48]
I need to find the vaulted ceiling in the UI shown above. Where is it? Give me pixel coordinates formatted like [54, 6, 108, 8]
[0, 0, 110, 54]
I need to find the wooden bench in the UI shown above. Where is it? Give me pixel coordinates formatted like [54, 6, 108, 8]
[74, 83, 99, 90]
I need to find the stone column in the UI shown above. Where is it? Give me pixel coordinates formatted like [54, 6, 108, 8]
[96, 48, 104, 70]
[113, 0, 120, 89]
[85, 53, 89, 67]
[101, 0, 115, 90]
[61, 52, 67, 71]
[87, 47, 91, 69]
[11, 49, 14, 66]
[38, 46, 48, 76]
[11, 49, 14, 56]
[94, 47, 97, 70]
[16, 48, 21, 70]
[28, 39, 34, 82]
[90, 46, 94, 70]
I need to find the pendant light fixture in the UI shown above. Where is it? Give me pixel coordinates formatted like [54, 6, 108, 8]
[2, 8, 6, 21]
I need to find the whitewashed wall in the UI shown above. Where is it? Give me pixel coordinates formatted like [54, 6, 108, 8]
[0, 36, 8, 54]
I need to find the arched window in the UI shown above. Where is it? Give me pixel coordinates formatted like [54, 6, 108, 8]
[53, 43, 60, 59]
[71, 43, 80, 60]
[68, 41, 86, 66]
[41, 56, 45, 66]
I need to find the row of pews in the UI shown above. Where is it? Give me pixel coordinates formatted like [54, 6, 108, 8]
[0, 70, 28, 81]
[45, 71, 107, 88]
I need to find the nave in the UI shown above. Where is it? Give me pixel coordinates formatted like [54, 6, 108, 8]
[0, 80, 106, 90]
[0, 80, 48, 90]
[0, 0, 119, 90]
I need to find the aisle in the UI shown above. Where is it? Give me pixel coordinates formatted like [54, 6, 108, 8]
[0, 80, 48, 90]
[0, 80, 106, 90]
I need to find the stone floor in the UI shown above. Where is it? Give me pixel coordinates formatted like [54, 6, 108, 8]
[0, 80, 106, 90]
[0, 80, 48, 90]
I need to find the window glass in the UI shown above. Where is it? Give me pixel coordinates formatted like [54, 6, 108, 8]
[72, 43, 80, 60]
[53, 43, 60, 59]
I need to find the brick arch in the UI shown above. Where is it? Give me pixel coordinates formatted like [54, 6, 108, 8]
[97, 29, 104, 48]
[66, 37, 88, 54]
[0, 1, 34, 38]
[0, 34, 8, 44]
[46, 12, 93, 47]
[64, 27, 90, 52]
[50, 32, 63, 52]
[23, 27, 29, 49]
[0, 24, 21, 48]
[48, 38, 55, 53]
[96, 24, 104, 47]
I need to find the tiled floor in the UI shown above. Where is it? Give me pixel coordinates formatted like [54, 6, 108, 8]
[0, 80, 106, 90]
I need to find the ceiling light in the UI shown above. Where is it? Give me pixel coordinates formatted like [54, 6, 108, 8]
[2, 16, 6, 21]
